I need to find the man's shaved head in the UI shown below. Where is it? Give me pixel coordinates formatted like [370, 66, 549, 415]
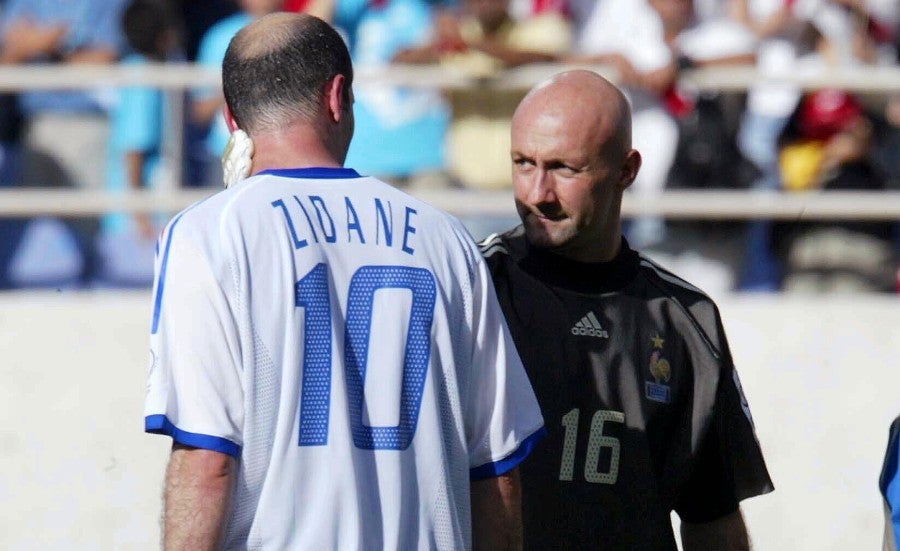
[514, 70, 633, 163]
[510, 70, 641, 262]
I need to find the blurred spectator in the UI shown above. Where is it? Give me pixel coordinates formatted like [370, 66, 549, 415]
[0, 0, 129, 287]
[677, 0, 758, 66]
[566, 0, 679, 248]
[192, 0, 284, 187]
[0, 4, 24, 287]
[728, 0, 811, 290]
[95, 0, 184, 287]
[731, 0, 806, 187]
[877, 91, 900, 191]
[869, 4, 899, 190]
[331, 0, 451, 187]
[571, 0, 754, 250]
[174, 0, 238, 61]
[648, 0, 762, 293]
[730, 0, 894, 181]
[731, 0, 894, 291]
[664, 0, 761, 193]
[283, 0, 339, 19]
[395, 0, 570, 190]
[772, 89, 896, 292]
[0, 78, 21, 185]
[0, 100, 23, 288]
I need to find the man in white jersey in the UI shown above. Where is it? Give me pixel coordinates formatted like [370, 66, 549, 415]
[144, 13, 545, 550]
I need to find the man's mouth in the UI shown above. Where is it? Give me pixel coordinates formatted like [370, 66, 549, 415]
[532, 210, 566, 222]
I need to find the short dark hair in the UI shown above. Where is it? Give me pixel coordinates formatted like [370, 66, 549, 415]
[222, 14, 354, 133]
[122, 0, 180, 58]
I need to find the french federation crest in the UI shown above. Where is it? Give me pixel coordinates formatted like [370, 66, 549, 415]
[645, 333, 671, 403]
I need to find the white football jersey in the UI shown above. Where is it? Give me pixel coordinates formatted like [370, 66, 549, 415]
[144, 167, 545, 550]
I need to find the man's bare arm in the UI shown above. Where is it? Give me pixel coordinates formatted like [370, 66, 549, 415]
[471, 467, 523, 551]
[163, 443, 235, 551]
[681, 508, 750, 551]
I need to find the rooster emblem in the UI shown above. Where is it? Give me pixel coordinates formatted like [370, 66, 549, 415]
[649, 351, 670, 383]
[646, 333, 672, 403]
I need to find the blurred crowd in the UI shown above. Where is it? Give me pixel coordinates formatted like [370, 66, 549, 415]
[0, 0, 897, 292]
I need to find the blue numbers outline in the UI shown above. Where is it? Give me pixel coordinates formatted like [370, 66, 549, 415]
[295, 263, 332, 446]
[345, 266, 436, 450]
[295, 264, 436, 450]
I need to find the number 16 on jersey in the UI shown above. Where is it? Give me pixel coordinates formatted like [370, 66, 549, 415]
[559, 408, 625, 484]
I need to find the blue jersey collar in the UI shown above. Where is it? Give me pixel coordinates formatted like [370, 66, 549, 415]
[259, 167, 362, 179]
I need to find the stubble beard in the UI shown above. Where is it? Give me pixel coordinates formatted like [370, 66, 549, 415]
[521, 211, 578, 251]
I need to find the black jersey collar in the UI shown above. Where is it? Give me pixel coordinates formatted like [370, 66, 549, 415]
[520, 235, 639, 293]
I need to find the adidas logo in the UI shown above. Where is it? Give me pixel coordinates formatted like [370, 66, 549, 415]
[570, 311, 609, 338]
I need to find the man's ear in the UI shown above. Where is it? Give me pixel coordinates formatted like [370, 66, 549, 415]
[618, 149, 642, 191]
[224, 104, 239, 133]
[325, 74, 350, 124]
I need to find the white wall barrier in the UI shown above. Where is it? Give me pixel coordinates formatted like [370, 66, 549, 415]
[1, 291, 899, 549]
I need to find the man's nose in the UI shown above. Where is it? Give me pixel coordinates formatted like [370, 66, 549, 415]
[528, 170, 556, 205]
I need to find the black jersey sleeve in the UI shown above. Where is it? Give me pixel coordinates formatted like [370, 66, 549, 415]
[674, 423, 739, 523]
[675, 316, 774, 523]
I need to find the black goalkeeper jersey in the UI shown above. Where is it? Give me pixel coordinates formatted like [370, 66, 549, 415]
[480, 226, 773, 550]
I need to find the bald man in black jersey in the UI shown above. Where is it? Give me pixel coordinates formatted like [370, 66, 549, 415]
[479, 70, 773, 550]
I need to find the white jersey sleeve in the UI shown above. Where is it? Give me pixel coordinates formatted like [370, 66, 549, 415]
[144, 210, 244, 456]
[466, 253, 546, 479]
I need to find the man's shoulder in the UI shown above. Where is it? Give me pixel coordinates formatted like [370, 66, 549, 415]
[636, 254, 715, 305]
[158, 194, 218, 250]
[478, 226, 526, 261]
[636, 254, 728, 354]
[161, 182, 253, 244]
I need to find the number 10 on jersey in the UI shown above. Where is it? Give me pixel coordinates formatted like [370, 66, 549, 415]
[295, 263, 436, 451]
[559, 408, 625, 484]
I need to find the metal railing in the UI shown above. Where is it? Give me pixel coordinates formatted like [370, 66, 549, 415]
[2, 188, 900, 220]
[0, 62, 898, 220]
[2, 62, 897, 92]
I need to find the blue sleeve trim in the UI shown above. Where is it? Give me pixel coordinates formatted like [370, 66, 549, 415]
[470, 426, 547, 480]
[145, 414, 241, 457]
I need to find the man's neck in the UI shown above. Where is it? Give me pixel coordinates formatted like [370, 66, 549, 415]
[249, 125, 344, 174]
[553, 235, 622, 264]
[551, 218, 623, 264]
